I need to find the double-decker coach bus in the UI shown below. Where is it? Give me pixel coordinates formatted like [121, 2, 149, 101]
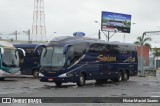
[0, 41, 25, 80]
[36, 36, 138, 86]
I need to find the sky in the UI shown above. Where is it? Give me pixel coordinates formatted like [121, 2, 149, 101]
[0, 0, 160, 47]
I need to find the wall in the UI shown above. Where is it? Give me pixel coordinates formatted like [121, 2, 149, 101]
[137, 46, 149, 66]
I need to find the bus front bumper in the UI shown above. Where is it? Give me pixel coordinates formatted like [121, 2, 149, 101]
[0, 70, 21, 78]
[39, 74, 79, 83]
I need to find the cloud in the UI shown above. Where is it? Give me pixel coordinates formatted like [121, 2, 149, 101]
[0, 0, 160, 47]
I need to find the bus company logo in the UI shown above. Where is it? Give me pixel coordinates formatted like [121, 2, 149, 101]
[96, 54, 116, 62]
[2, 98, 11, 103]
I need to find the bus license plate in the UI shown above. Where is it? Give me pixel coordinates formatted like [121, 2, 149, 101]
[48, 78, 53, 81]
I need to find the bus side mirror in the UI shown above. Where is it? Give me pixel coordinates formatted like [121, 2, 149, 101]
[17, 48, 26, 57]
[34, 45, 46, 56]
[83, 49, 87, 54]
[0, 47, 4, 54]
[63, 44, 72, 55]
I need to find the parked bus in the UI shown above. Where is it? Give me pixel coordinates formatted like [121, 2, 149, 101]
[14, 44, 42, 78]
[36, 36, 138, 86]
[0, 41, 25, 80]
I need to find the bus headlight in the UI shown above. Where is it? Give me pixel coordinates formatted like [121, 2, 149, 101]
[67, 73, 73, 77]
[0, 70, 4, 74]
[0, 70, 5, 76]
[39, 73, 44, 77]
[58, 73, 67, 77]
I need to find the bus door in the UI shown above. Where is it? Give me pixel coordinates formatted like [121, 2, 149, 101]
[18, 47, 34, 75]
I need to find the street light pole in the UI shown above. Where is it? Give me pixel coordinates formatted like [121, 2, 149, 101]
[95, 21, 101, 39]
[47, 32, 57, 42]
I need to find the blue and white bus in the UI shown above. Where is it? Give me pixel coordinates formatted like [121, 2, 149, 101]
[37, 36, 138, 86]
[0, 41, 25, 80]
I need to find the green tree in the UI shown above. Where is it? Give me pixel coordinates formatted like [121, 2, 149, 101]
[153, 48, 160, 60]
[152, 47, 160, 69]
[134, 33, 152, 49]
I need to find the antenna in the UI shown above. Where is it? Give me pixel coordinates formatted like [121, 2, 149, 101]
[32, 0, 46, 42]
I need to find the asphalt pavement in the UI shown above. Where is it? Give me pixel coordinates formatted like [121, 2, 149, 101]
[0, 76, 160, 106]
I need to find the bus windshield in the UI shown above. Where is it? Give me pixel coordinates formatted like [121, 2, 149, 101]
[41, 46, 66, 67]
[2, 48, 19, 67]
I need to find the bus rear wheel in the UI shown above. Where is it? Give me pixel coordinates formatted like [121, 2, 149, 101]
[123, 71, 129, 81]
[33, 69, 39, 78]
[112, 71, 123, 82]
[77, 73, 85, 87]
[55, 82, 62, 87]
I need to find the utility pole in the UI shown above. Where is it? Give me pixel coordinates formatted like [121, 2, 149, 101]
[28, 29, 31, 43]
[15, 30, 18, 41]
[23, 29, 31, 43]
[98, 30, 101, 39]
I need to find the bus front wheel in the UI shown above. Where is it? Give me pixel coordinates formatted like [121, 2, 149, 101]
[77, 73, 85, 87]
[33, 69, 39, 78]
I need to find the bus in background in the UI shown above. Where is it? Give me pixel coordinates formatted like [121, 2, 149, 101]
[36, 36, 138, 87]
[0, 41, 25, 80]
[14, 44, 42, 78]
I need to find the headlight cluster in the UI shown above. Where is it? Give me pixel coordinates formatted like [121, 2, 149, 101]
[39, 73, 44, 77]
[0, 70, 5, 74]
[58, 73, 73, 78]
[58, 73, 67, 77]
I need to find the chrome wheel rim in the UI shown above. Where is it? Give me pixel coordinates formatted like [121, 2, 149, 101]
[119, 73, 122, 81]
[80, 76, 84, 84]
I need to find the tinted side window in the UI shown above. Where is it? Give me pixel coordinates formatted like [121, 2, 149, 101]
[117, 45, 124, 54]
[88, 43, 105, 54]
[73, 43, 88, 56]
[104, 44, 112, 54]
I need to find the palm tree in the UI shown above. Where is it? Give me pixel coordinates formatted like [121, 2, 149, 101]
[134, 33, 152, 76]
[134, 33, 152, 49]
[153, 48, 160, 60]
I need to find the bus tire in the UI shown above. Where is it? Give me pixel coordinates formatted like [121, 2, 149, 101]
[123, 71, 129, 81]
[0, 78, 5, 81]
[55, 82, 62, 87]
[112, 71, 123, 82]
[33, 69, 39, 78]
[77, 73, 85, 87]
[117, 71, 123, 82]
